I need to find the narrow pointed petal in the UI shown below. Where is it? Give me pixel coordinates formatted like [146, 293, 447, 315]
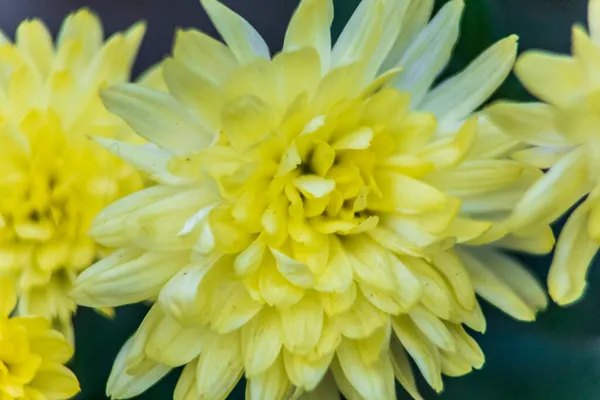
[201, 0, 270, 64]
[420, 35, 518, 122]
[196, 331, 244, 399]
[392, 0, 464, 105]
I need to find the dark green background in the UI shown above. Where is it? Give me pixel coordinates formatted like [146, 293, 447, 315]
[3, 0, 596, 398]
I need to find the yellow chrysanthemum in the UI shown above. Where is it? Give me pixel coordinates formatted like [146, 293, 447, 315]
[73, 0, 547, 398]
[0, 277, 79, 399]
[486, 0, 600, 305]
[0, 9, 158, 340]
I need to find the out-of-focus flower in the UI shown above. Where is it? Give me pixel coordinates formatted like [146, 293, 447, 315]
[0, 277, 79, 399]
[0, 9, 160, 341]
[487, 0, 600, 306]
[73, 0, 547, 398]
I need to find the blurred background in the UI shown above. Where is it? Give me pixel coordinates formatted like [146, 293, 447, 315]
[0, 0, 595, 398]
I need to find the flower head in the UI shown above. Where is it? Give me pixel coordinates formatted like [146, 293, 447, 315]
[73, 0, 547, 398]
[0, 9, 155, 340]
[0, 277, 79, 399]
[486, 0, 600, 305]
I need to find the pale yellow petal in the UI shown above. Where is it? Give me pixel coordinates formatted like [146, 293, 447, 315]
[283, 0, 333, 73]
[31, 363, 80, 400]
[280, 293, 323, 354]
[201, 0, 270, 64]
[246, 356, 290, 400]
[392, 316, 443, 392]
[389, 338, 424, 400]
[72, 249, 187, 308]
[101, 84, 212, 156]
[549, 200, 599, 304]
[107, 337, 171, 399]
[242, 309, 282, 376]
[392, 0, 464, 104]
[174, 359, 198, 400]
[409, 305, 455, 352]
[456, 248, 537, 321]
[509, 147, 591, 230]
[590, 0, 600, 44]
[485, 101, 570, 147]
[421, 35, 517, 122]
[145, 315, 206, 366]
[196, 331, 243, 399]
[515, 51, 585, 106]
[16, 19, 54, 79]
[335, 338, 395, 400]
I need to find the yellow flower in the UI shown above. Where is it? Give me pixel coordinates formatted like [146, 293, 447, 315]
[0, 9, 158, 341]
[486, 0, 600, 305]
[0, 277, 79, 399]
[73, 0, 547, 398]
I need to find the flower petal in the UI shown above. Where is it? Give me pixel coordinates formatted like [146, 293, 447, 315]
[549, 200, 599, 305]
[196, 331, 244, 399]
[392, 0, 464, 105]
[421, 35, 517, 122]
[101, 84, 212, 156]
[200, 0, 270, 64]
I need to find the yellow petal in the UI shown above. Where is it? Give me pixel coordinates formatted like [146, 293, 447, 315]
[314, 237, 353, 292]
[174, 359, 198, 400]
[30, 363, 80, 400]
[29, 330, 73, 364]
[246, 356, 290, 400]
[162, 57, 224, 130]
[283, 0, 333, 73]
[0, 277, 16, 317]
[259, 261, 305, 307]
[389, 338, 424, 400]
[319, 282, 357, 316]
[430, 250, 475, 310]
[456, 248, 537, 321]
[509, 147, 591, 230]
[392, 316, 443, 392]
[107, 337, 171, 399]
[196, 331, 244, 399]
[590, 0, 600, 44]
[280, 293, 323, 354]
[472, 247, 547, 311]
[409, 305, 455, 352]
[72, 249, 188, 308]
[283, 348, 332, 391]
[549, 200, 599, 305]
[421, 35, 517, 122]
[271, 248, 315, 289]
[380, 0, 434, 72]
[16, 19, 53, 79]
[512, 146, 571, 169]
[242, 309, 282, 376]
[370, 171, 447, 214]
[332, 127, 373, 150]
[297, 372, 340, 399]
[294, 175, 335, 199]
[101, 84, 212, 156]
[145, 315, 206, 366]
[93, 137, 190, 185]
[425, 159, 525, 196]
[201, 0, 270, 64]
[173, 29, 238, 85]
[331, 0, 384, 69]
[485, 101, 569, 147]
[221, 94, 274, 152]
[392, 0, 464, 104]
[515, 50, 585, 106]
[335, 338, 395, 400]
[332, 290, 387, 339]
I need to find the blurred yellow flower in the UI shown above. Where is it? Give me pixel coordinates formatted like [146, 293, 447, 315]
[73, 0, 547, 398]
[0, 9, 158, 341]
[487, 0, 600, 306]
[0, 277, 79, 399]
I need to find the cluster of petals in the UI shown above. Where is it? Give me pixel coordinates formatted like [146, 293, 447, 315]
[487, 0, 600, 305]
[71, 0, 553, 399]
[0, 277, 79, 399]
[0, 9, 154, 341]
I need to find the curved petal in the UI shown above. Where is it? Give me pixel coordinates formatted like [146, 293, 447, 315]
[549, 200, 599, 305]
[420, 35, 518, 123]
